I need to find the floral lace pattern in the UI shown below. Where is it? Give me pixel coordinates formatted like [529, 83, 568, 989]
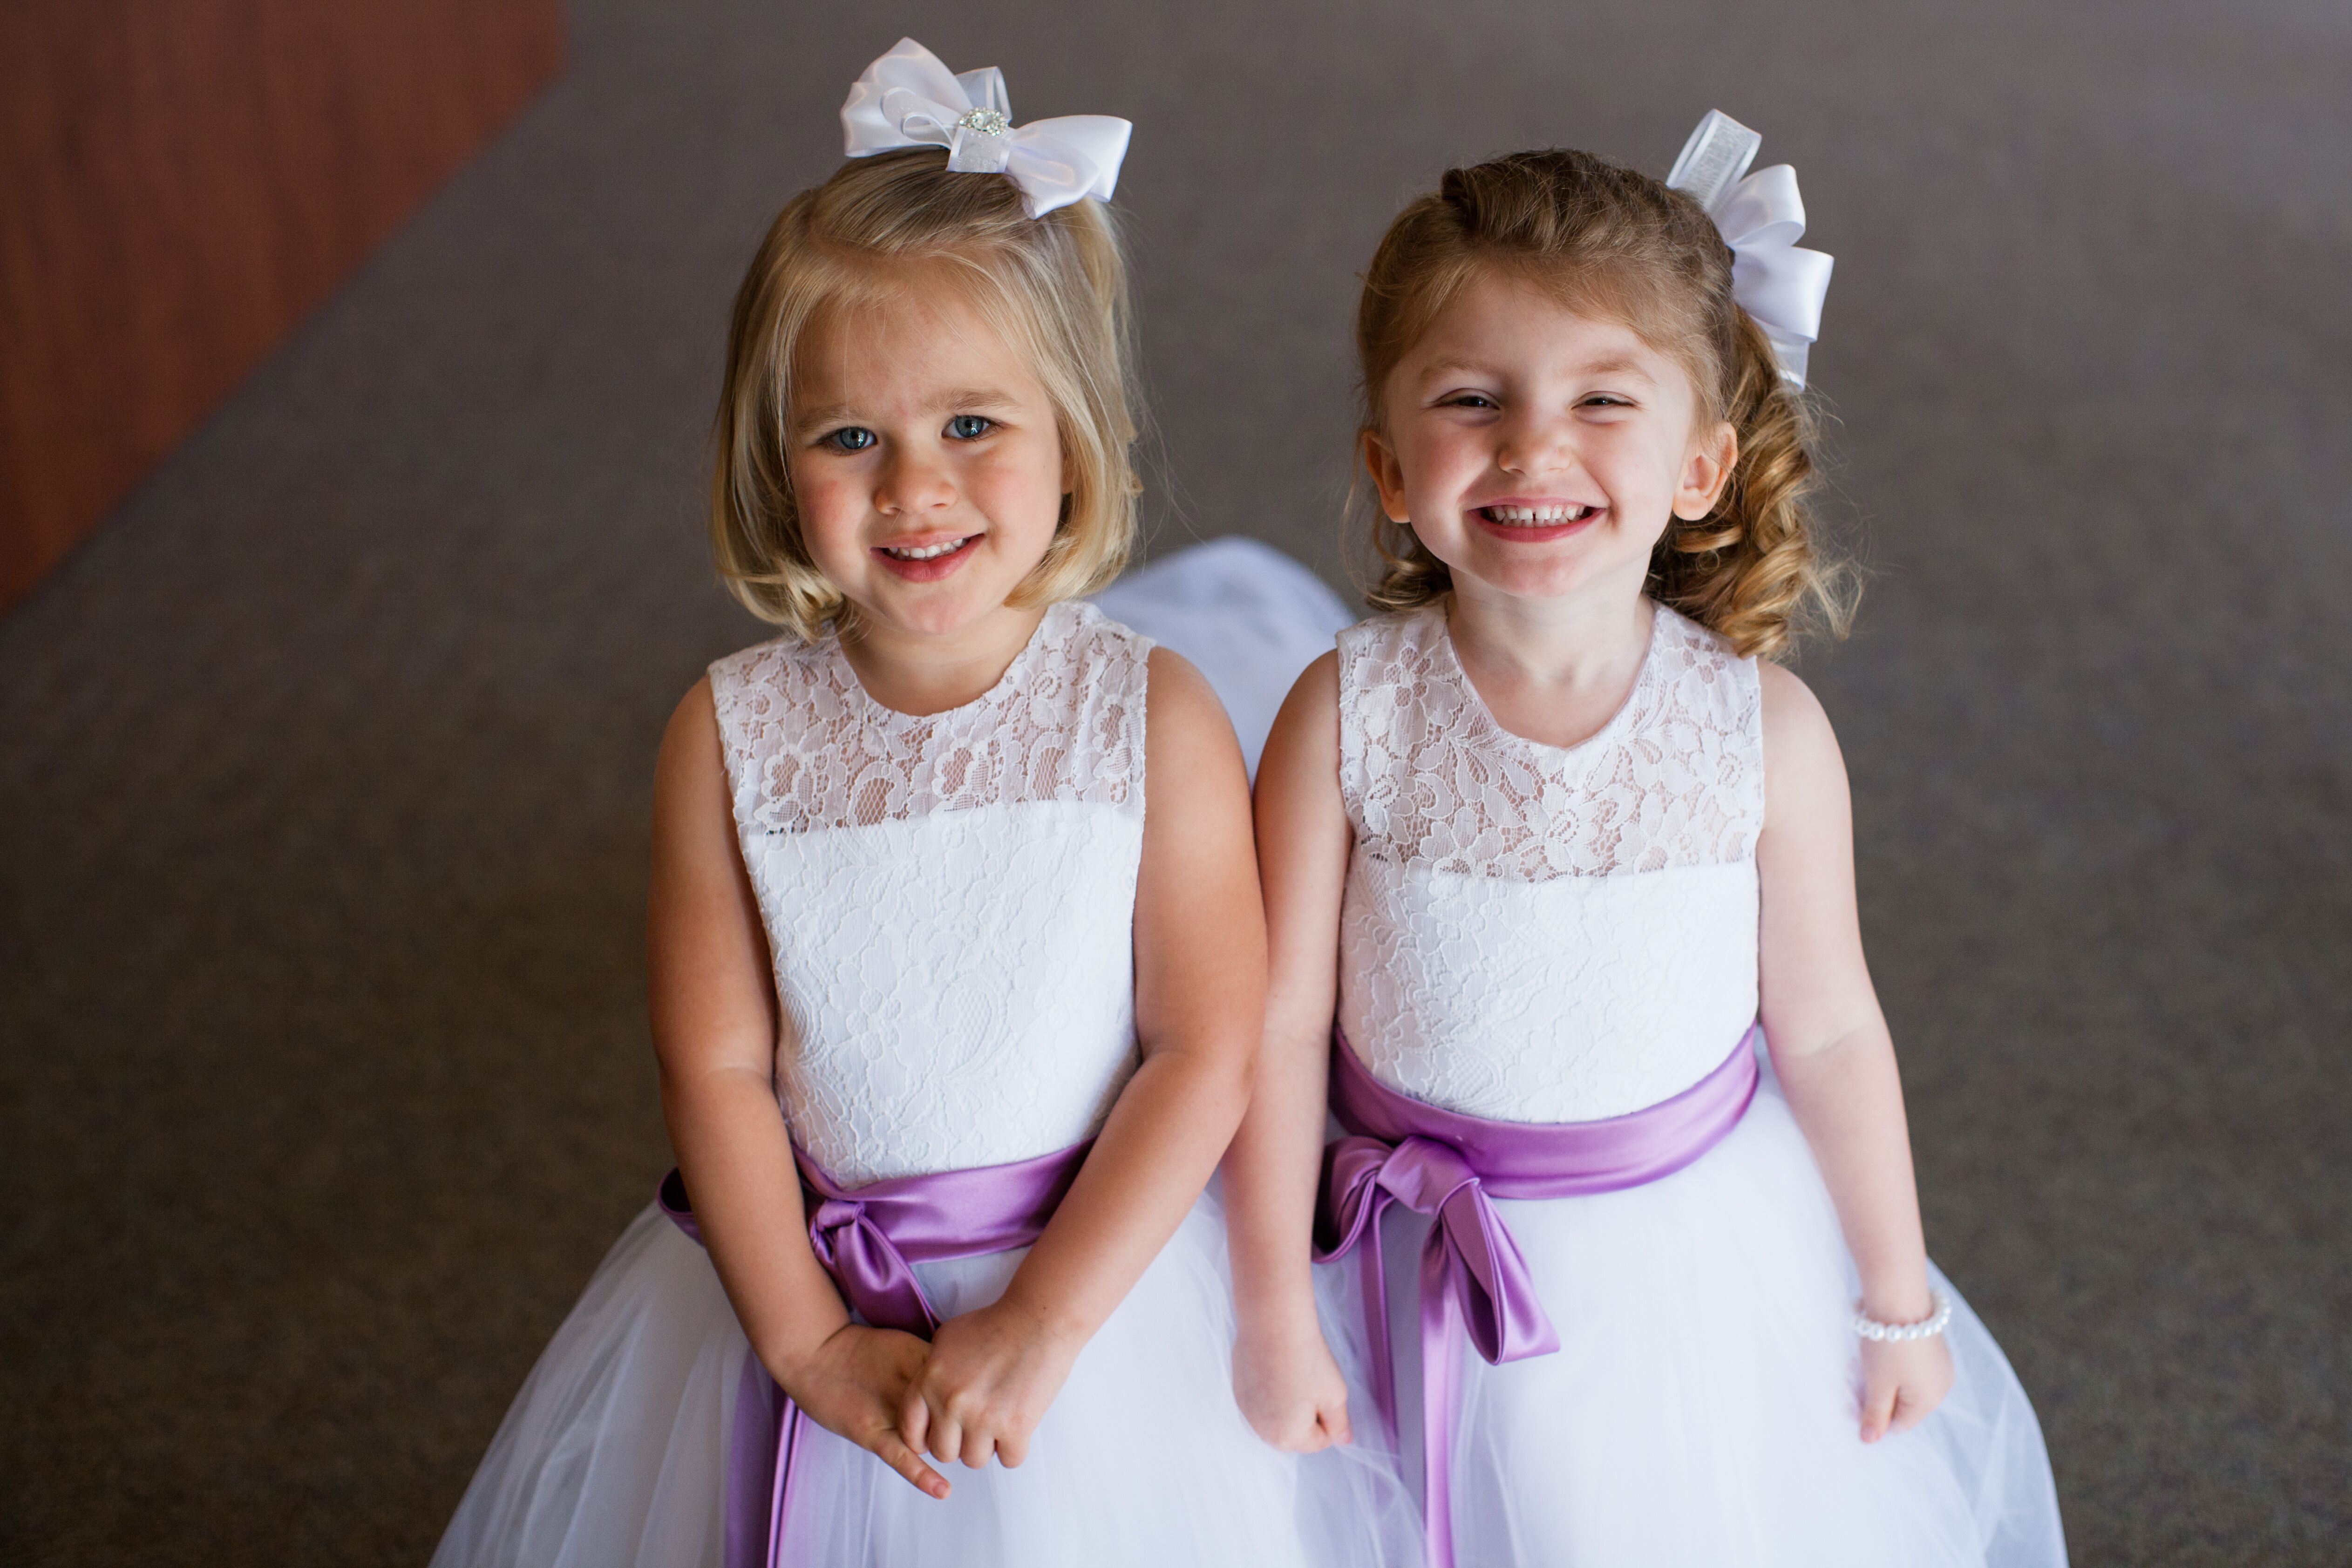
[1338, 603, 1762, 880]
[708, 602, 1153, 1182]
[712, 600, 1147, 836]
[1336, 602, 1768, 1122]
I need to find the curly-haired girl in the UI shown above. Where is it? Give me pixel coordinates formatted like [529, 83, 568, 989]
[1223, 119, 2068, 1567]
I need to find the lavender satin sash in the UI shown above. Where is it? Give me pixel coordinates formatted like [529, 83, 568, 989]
[1315, 1027, 1761, 1568]
[658, 1139, 1089, 1568]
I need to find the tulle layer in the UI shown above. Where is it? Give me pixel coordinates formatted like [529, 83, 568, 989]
[433, 1194, 1421, 1568]
[1361, 1066, 2066, 1568]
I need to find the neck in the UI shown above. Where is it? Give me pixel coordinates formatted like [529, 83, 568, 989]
[836, 600, 1050, 717]
[1445, 564, 1652, 688]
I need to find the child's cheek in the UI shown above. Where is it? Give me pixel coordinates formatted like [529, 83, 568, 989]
[975, 438, 1066, 529]
[793, 468, 867, 566]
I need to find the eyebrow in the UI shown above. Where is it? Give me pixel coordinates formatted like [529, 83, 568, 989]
[1419, 355, 1657, 383]
[790, 388, 1026, 432]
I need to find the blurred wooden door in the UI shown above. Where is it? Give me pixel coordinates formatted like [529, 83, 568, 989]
[0, 0, 564, 610]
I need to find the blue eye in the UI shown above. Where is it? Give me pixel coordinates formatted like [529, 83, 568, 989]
[947, 414, 994, 440]
[824, 427, 877, 453]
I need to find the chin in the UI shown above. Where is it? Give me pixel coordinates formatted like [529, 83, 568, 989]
[880, 597, 984, 637]
[1461, 558, 1598, 601]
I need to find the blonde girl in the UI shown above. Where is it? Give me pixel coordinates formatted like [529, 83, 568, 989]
[433, 40, 1412, 1568]
[1223, 123, 2069, 1566]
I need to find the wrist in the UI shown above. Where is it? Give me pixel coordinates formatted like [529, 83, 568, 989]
[988, 1282, 1096, 1354]
[1857, 1275, 1935, 1327]
[1233, 1279, 1323, 1346]
[1855, 1287, 1953, 1343]
[759, 1314, 852, 1393]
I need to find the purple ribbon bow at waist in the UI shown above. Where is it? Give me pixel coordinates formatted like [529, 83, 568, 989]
[1315, 1027, 1761, 1568]
[659, 1139, 1088, 1568]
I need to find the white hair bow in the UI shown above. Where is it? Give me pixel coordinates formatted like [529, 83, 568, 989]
[1666, 111, 1835, 387]
[841, 38, 1132, 219]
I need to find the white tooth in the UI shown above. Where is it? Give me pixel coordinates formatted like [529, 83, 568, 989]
[1485, 504, 1597, 526]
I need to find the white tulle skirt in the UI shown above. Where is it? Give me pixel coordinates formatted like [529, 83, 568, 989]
[432, 1188, 1422, 1568]
[1361, 1059, 2066, 1568]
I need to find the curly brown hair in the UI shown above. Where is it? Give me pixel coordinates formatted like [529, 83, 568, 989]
[1354, 148, 1853, 658]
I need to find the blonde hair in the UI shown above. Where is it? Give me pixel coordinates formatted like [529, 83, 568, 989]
[1354, 148, 1853, 658]
[710, 149, 1141, 638]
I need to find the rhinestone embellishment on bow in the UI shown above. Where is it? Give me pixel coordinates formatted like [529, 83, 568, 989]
[957, 107, 1010, 137]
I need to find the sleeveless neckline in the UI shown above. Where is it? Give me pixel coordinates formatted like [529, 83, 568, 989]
[1337, 597, 1763, 881]
[823, 602, 1066, 728]
[1429, 598, 1666, 765]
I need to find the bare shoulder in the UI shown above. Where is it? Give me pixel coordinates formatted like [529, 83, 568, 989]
[1266, 650, 1341, 755]
[655, 675, 726, 806]
[1254, 650, 1344, 815]
[1145, 643, 1226, 726]
[1758, 660, 1842, 770]
[1285, 648, 1341, 713]
[1756, 660, 1849, 828]
[1144, 645, 1246, 788]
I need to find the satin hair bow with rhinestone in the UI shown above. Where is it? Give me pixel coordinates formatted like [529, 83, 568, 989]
[1666, 110, 1835, 387]
[840, 37, 1132, 219]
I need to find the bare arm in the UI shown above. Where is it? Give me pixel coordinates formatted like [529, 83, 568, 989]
[1223, 653, 1358, 1450]
[1754, 661, 1953, 1440]
[902, 647, 1266, 1468]
[649, 680, 948, 1496]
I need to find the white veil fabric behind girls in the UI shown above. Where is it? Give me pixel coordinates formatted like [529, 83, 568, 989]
[1095, 536, 1356, 777]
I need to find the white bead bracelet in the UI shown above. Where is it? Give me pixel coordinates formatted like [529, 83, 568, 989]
[1852, 1289, 1952, 1343]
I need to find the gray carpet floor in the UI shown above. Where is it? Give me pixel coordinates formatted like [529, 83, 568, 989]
[4, 1, 2348, 1561]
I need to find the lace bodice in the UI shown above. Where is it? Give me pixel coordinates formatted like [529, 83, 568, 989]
[1336, 602, 1767, 1122]
[710, 601, 1151, 1183]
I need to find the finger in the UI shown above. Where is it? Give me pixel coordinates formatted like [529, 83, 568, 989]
[958, 1418, 996, 1470]
[928, 1406, 965, 1467]
[874, 1431, 952, 1500]
[1860, 1380, 1896, 1444]
[996, 1426, 1029, 1469]
[1888, 1384, 1931, 1436]
[1324, 1396, 1354, 1449]
[897, 1385, 931, 1456]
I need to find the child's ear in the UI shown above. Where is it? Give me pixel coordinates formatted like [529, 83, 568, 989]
[1361, 428, 1409, 523]
[1673, 420, 1740, 521]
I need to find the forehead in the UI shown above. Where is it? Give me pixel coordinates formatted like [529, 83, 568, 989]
[792, 262, 1039, 406]
[1407, 267, 1676, 380]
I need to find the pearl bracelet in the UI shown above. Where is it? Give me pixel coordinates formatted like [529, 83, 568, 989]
[1852, 1289, 1952, 1343]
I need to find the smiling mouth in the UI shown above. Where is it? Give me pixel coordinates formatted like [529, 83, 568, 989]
[1478, 504, 1598, 526]
[877, 535, 979, 561]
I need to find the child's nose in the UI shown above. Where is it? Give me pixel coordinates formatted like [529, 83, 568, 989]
[875, 448, 957, 514]
[1495, 414, 1577, 478]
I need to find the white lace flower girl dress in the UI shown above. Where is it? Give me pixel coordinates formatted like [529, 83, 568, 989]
[432, 598, 1418, 1568]
[1330, 601, 2068, 1567]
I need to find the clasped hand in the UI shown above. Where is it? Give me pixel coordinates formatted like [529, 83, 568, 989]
[782, 1299, 1083, 1500]
[900, 1297, 1083, 1472]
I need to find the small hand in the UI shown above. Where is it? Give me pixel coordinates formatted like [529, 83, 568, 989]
[1859, 1333, 1954, 1442]
[778, 1324, 952, 1498]
[1232, 1318, 1354, 1453]
[900, 1299, 1085, 1470]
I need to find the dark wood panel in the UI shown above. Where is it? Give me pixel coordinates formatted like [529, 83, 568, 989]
[0, 0, 564, 609]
